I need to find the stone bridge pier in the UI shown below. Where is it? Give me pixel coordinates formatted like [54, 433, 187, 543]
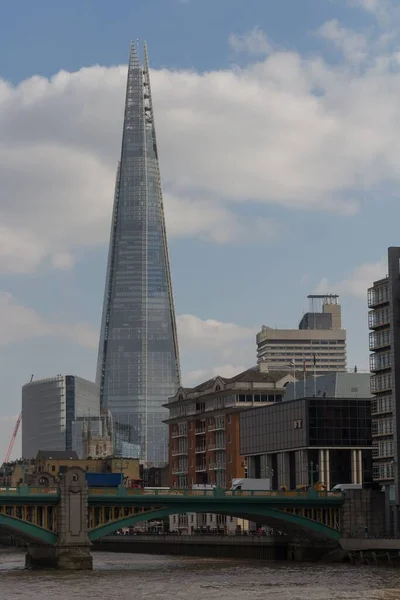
[26, 467, 92, 570]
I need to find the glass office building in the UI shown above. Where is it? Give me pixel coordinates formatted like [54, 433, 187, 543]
[96, 43, 181, 466]
[240, 396, 372, 490]
[22, 376, 99, 458]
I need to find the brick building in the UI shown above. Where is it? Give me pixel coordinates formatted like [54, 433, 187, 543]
[165, 365, 299, 490]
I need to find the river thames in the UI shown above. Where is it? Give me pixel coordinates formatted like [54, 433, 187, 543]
[1, 550, 400, 599]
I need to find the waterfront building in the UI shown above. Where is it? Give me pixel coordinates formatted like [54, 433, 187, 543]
[256, 294, 347, 375]
[165, 364, 300, 533]
[368, 247, 400, 514]
[22, 376, 99, 459]
[165, 364, 299, 490]
[96, 42, 180, 466]
[240, 376, 372, 490]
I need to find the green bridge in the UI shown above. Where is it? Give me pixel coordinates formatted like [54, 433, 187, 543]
[0, 467, 347, 569]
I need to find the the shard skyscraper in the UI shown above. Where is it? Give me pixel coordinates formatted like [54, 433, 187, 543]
[96, 43, 181, 466]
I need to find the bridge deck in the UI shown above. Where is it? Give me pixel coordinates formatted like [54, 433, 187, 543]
[0, 487, 344, 507]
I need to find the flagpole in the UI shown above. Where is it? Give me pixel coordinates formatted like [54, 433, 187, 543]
[293, 359, 296, 400]
[313, 354, 317, 397]
[303, 356, 306, 398]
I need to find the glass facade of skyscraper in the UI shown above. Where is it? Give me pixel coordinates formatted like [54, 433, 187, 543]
[96, 43, 181, 466]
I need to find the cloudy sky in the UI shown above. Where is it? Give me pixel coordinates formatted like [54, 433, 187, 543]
[0, 0, 398, 457]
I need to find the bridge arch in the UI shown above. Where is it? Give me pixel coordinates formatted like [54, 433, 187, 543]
[88, 503, 340, 542]
[0, 514, 57, 545]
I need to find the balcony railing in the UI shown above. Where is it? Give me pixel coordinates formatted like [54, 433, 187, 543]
[209, 463, 226, 470]
[195, 447, 206, 454]
[208, 423, 225, 432]
[368, 285, 389, 309]
[370, 354, 392, 373]
[195, 428, 206, 435]
[208, 443, 225, 451]
[171, 430, 187, 438]
[172, 467, 188, 475]
[369, 331, 390, 351]
[171, 449, 188, 457]
[195, 465, 207, 472]
[368, 310, 390, 329]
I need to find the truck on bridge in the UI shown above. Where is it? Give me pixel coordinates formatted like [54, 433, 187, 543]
[231, 478, 271, 491]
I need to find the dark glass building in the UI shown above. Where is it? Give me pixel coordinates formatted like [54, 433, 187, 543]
[96, 43, 181, 465]
[240, 396, 372, 490]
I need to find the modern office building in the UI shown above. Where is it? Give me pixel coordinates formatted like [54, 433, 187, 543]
[368, 247, 400, 508]
[240, 393, 372, 490]
[256, 294, 347, 375]
[96, 43, 181, 466]
[165, 364, 300, 490]
[22, 376, 99, 458]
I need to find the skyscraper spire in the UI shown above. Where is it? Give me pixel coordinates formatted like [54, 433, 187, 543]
[96, 43, 181, 465]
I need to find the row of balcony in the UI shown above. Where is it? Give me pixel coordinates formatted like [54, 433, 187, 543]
[370, 351, 392, 373]
[172, 444, 226, 456]
[368, 309, 390, 329]
[369, 330, 391, 351]
[173, 460, 227, 474]
[368, 284, 389, 309]
[174, 423, 226, 437]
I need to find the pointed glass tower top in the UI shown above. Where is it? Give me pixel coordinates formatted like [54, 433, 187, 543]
[96, 42, 181, 466]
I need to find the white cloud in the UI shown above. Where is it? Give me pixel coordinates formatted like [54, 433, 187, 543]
[165, 193, 278, 244]
[0, 292, 98, 348]
[318, 19, 368, 63]
[4, 13, 400, 270]
[315, 259, 387, 299]
[229, 27, 272, 55]
[349, 0, 385, 16]
[177, 314, 257, 348]
[177, 314, 257, 383]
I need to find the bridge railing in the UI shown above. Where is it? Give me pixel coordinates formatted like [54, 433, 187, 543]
[0, 486, 59, 496]
[87, 487, 343, 499]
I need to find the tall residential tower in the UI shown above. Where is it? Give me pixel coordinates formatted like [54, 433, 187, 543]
[368, 247, 400, 522]
[96, 43, 181, 465]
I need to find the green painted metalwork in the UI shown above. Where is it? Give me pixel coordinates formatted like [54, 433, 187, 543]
[88, 490, 344, 509]
[89, 503, 341, 542]
[0, 514, 57, 545]
[0, 486, 60, 503]
[0, 486, 344, 544]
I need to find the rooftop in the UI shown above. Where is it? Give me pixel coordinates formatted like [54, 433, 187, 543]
[36, 451, 79, 461]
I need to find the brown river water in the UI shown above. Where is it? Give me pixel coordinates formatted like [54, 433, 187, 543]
[1, 550, 400, 600]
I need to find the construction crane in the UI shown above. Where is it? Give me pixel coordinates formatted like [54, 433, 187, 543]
[3, 412, 22, 465]
[2, 375, 32, 466]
